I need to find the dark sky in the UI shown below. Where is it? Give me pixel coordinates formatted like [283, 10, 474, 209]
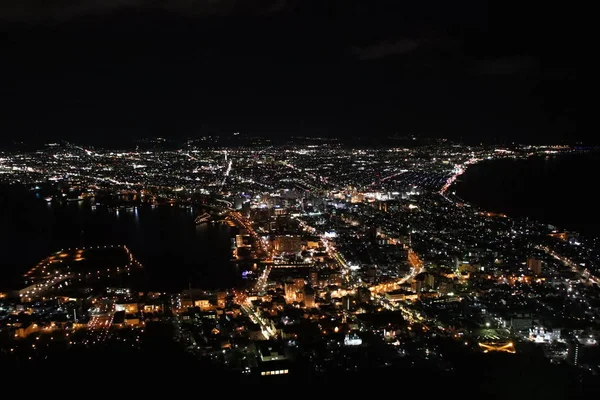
[0, 1, 576, 145]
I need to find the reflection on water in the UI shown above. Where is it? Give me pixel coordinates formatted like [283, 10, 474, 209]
[0, 194, 237, 291]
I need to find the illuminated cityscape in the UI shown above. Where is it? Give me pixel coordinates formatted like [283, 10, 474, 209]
[0, 0, 581, 390]
[0, 140, 596, 387]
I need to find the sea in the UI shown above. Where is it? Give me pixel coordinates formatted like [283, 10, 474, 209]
[453, 149, 600, 241]
[0, 190, 239, 291]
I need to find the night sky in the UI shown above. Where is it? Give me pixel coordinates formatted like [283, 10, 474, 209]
[0, 1, 576, 145]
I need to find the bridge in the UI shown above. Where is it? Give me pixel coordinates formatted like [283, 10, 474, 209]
[195, 213, 212, 224]
[214, 198, 233, 208]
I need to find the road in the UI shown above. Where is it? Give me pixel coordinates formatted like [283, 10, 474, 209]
[255, 265, 272, 292]
[83, 300, 115, 345]
[376, 294, 424, 323]
[229, 211, 268, 254]
[241, 302, 275, 339]
[219, 159, 233, 190]
[536, 245, 600, 284]
[369, 249, 424, 294]
[440, 157, 481, 197]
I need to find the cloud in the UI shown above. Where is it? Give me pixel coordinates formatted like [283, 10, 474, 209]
[352, 38, 420, 60]
[0, 0, 294, 22]
[474, 56, 538, 75]
[0, 0, 144, 21]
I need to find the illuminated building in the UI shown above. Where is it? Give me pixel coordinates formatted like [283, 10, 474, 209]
[303, 286, 315, 308]
[424, 273, 435, 288]
[309, 270, 318, 287]
[115, 303, 138, 313]
[341, 295, 352, 310]
[216, 291, 227, 307]
[350, 193, 364, 203]
[344, 333, 362, 346]
[274, 235, 302, 254]
[257, 343, 291, 377]
[357, 287, 371, 303]
[125, 315, 140, 326]
[234, 197, 244, 210]
[385, 289, 417, 302]
[306, 240, 320, 249]
[327, 272, 342, 286]
[284, 278, 305, 303]
[143, 303, 164, 313]
[527, 257, 542, 275]
[236, 234, 251, 248]
[411, 278, 423, 293]
[194, 299, 212, 310]
[274, 208, 286, 216]
[437, 280, 454, 296]
[528, 326, 561, 343]
[14, 323, 40, 338]
[457, 261, 476, 273]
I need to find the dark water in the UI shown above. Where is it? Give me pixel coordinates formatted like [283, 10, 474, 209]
[0, 187, 237, 291]
[454, 151, 600, 239]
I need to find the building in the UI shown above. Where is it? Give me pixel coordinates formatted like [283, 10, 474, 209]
[527, 257, 542, 275]
[510, 313, 538, 332]
[115, 302, 138, 313]
[438, 280, 454, 295]
[194, 299, 212, 310]
[569, 340, 580, 366]
[236, 234, 251, 248]
[216, 291, 227, 308]
[234, 197, 244, 210]
[357, 287, 371, 303]
[385, 289, 417, 302]
[328, 272, 343, 286]
[528, 326, 561, 343]
[309, 270, 318, 287]
[306, 240, 320, 249]
[256, 342, 291, 377]
[424, 273, 435, 288]
[125, 314, 140, 326]
[284, 278, 305, 303]
[14, 323, 40, 338]
[303, 286, 315, 308]
[143, 303, 164, 313]
[341, 295, 353, 311]
[344, 333, 362, 346]
[411, 276, 424, 293]
[274, 235, 302, 254]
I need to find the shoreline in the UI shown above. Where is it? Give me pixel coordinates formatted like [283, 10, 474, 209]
[444, 151, 599, 241]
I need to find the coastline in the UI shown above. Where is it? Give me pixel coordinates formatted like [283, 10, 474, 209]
[0, 198, 238, 292]
[446, 150, 599, 240]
